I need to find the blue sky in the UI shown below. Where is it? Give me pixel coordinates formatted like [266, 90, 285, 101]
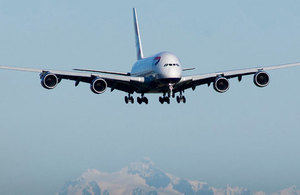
[0, 0, 300, 194]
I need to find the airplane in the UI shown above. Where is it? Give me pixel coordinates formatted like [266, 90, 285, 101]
[1, 8, 300, 104]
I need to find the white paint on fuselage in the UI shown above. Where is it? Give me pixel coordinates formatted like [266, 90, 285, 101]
[131, 51, 182, 81]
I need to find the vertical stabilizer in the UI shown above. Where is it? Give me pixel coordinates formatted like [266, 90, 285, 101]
[133, 8, 144, 60]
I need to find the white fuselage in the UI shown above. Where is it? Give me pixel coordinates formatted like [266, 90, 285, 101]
[131, 52, 182, 85]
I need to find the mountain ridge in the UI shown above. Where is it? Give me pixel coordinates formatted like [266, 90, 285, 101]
[57, 159, 300, 195]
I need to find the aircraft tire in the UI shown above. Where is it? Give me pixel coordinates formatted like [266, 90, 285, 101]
[137, 97, 142, 104]
[165, 97, 170, 104]
[183, 96, 186, 103]
[159, 97, 163, 104]
[143, 97, 148, 104]
[176, 96, 180, 103]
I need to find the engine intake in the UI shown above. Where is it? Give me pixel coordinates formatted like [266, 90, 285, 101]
[254, 71, 269, 87]
[41, 73, 58, 89]
[214, 76, 229, 93]
[91, 78, 107, 94]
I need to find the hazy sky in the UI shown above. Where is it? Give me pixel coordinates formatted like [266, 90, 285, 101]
[0, 0, 300, 194]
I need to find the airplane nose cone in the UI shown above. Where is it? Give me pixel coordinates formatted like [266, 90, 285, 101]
[157, 67, 182, 83]
[155, 52, 182, 83]
[159, 69, 182, 78]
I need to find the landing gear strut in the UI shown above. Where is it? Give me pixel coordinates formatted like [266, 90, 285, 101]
[125, 94, 134, 104]
[137, 94, 148, 104]
[169, 83, 175, 98]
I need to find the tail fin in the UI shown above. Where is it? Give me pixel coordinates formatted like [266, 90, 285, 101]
[133, 8, 144, 60]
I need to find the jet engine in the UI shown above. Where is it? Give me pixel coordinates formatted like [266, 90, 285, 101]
[41, 73, 59, 89]
[90, 78, 107, 94]
[254, 71, 269, 87]
[214, 76, 230, 93]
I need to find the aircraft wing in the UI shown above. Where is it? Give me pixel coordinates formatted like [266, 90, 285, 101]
[175, 62, 300, 92]
[0, 65, 145, 93]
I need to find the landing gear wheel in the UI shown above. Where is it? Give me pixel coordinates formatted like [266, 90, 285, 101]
[176, 91, 186, 104]
[164, 97, 170, 104]
[137, 97, 142, 104]
[137, 96, 148, 104]
[159, 97, 163, 104]
[143, 97, 148, 104]
[125, 94, 134, 104]
[182, 96, 186, 103]
[159, 96, 171, 104]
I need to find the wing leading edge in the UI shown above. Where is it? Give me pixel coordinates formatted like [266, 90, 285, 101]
[73, 68, 130, 76]
[175, 62, 300, 92]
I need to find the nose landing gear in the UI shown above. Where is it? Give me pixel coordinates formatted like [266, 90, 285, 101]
[168, 83, 175, 98]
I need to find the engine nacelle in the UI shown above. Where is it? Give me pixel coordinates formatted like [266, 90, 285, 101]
[90, 78, 107, 94]
[41, 73, 58, 89]
[214, 76, 230, 93]
[254, 71, 269, 87]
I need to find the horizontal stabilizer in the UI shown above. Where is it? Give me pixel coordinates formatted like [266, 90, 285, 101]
[183, 68, 196, 71]
[73, 68, 130, 76]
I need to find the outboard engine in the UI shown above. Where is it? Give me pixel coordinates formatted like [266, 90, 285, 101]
[41, 72, 59, 89]
[90, 78, 107, 94]
[214, 76, 230, 93]
[254, 71, 269, 87]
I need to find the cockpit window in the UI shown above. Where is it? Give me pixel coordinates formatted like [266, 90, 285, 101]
[164, 64, 180, 67]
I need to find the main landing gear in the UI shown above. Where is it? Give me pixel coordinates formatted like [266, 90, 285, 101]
[159, 96, 170, 104]
[125, 93, 149, 104]
[137, 94, 148, 104]
[125, 94, 134, 104]
[176, 91, 186, 104]
[159, 84, 174, 104]
[159, 90, 186, 104]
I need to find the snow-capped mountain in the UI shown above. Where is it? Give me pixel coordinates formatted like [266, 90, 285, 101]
[57, 159, 299, 195]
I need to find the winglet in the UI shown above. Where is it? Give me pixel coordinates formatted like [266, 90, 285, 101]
[133, 8, 144, 60]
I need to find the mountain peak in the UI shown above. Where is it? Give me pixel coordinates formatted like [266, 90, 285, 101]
[128, 158, 171, 189]
[128, 158, 155, 177]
